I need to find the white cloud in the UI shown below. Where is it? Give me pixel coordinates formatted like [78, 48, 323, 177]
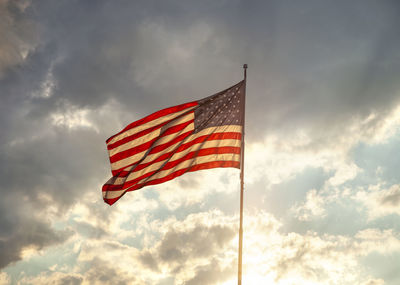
[18, 272, 83, 285]
[354, 184, 400, 221]
[50, 104, 95, 130]
[245, 102, 400, 193]
[49, 98, 133, 134]
[8, 205, 400, 285]
[32, 64, 56, 98]
[291, 189, 327, 221]
[155, 168, 240, 210]
[240, 216, 400, 285]
[361, 278, 385, 285]
[71, 209, 238, 284]
[69, 209, 400, 284]
[0, 272, 10, 285]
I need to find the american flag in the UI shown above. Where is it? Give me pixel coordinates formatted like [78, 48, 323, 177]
[103, 80, 245, 205]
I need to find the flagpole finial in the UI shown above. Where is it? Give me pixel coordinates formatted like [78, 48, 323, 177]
[243, 64, 248, 80]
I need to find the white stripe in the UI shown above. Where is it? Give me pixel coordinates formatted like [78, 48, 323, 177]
[108, 106, 196, 145]
[193, 125, 242, 137]
[138, 153, 240, 185]
[110, 124, 242, 174]
[110, 122, 195, 172]
[137, 124, 242, 166]
[110, 124, 242, 173]
[104, 153, 240, 200]
[108, 112, 194, 157]
[112, 139, 241, 185]
[103, 188, 126, 199]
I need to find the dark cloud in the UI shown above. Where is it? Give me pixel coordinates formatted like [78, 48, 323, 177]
[138, 250, 160, 273]
[72, 221, 107, 239]
[84, 258, 137, 285]
[58, 275, 83, 285]
[0, 124, 109, 267]
[0, 205, 72, 268]
[139, 222, 235, 274]
[158, 224, 234, 263]
[25, 0, 400, 142]
[381, 186, 400, 207]
[272, 233, 356, 282]
[184, 258, 235, 285]
[0, 0, 38, 77]
[1, 1, 400, 282]
[243, 0, 400, 139]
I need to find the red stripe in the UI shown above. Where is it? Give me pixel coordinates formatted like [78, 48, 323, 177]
[104, 160, 240, 205]
[107, 111, 195, 151]
[132, 132, 241, 173]
[132, 139, 240, 173]
[140, 160, 240, 188]
[106, 102, 197, 144]
[109, 119, 194, 163]
[110, 130, 194, 176]
[104, 196, 123, 206]
[148, 131, 242, 156]
[111, 131, 241, 177]
[107, 119, 169, 150]
[104, 146, 240, 192]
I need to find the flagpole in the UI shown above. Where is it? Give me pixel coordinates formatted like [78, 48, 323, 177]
[238, 64, 247, 285]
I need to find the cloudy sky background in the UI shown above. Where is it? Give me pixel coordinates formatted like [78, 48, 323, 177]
[1, 0, 400, 284]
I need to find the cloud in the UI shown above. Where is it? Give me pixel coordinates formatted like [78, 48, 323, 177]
[1, 1, 400, 284]
[68, 210, 238, 284]
[249, 221, 400, 285]
[84, 258, 138, 285]
[69, 211, 256, 284]
[6, 205, 400, 284]
[184, 258, 235, 285]
[0, 272, 10, 285]
[155, 168, 240, 210]
[76, 208, 400, 284]
[361, 278, 385, 285]
[291, 189, 327, 221]
[244, 101, 400, 196]
[151, 222, 235, 266]
[19, 272, 83, 285]
[134, 210, 237, 283]
[0, 0, 38, 78]
[355, 184, 400, 221]
[0, 212, 72, 268]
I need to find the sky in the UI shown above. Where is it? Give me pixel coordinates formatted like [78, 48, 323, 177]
[1, 0, 400, 284]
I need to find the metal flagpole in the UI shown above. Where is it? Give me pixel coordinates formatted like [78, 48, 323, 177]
[238, 64, 247, 285]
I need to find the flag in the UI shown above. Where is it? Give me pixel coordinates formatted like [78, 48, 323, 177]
[103, 80, 245, 205]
